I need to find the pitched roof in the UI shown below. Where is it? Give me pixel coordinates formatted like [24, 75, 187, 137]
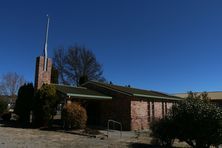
[83, 81, 181, 100]
[174, 91, 222, 101]
[51, 84, 112, 100]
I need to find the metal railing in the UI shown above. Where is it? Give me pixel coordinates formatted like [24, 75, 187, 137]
[107, 119, 122, 138]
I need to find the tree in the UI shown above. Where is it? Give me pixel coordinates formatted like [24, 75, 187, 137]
[0, 99, 7, 115]
[53, 45, 105, 86]
[33, 84, 60, 127]
[170, 92, 222, 148]
[51, 65, 59, 84]
[14, 83, 34, 127]
[0, 72, 25, 96]
[79, 75, 88, 86]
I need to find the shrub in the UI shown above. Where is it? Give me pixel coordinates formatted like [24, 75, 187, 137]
[62, 102, 87, 129]
[33, 84, 60, 127]
[1, 112, 11, 121]
[171, 94, 222, 148]
[151, 92, 222, 148]
[150, 92, 222, 148]
[150, 116, 176, 147]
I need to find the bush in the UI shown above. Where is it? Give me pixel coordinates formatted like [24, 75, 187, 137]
[171, 94, 222, 148]
[62, 102, 87, 130]
[33, 84, 60, 127]
[150, 116, 176, 147]
[1, 112, 11, 121]
[151, 92, 222, 148]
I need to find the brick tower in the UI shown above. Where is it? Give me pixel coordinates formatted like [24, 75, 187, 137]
[34, 56, 52, 89]
[34, 15, 52, 90]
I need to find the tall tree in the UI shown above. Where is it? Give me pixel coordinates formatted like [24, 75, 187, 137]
[53, 45, 105, 86]
[0, 72, 25, 96]
[51, 65, 59, 84]
[14, 83, 34, 127]
[0, 99, 7, 115]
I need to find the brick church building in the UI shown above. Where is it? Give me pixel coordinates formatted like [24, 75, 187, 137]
[34, 16, 181, 130]
[34, 54, 181, 130]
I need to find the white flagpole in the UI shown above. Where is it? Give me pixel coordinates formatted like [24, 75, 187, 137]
[44, 15, 50, 71]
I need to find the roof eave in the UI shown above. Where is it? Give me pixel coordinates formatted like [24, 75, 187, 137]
[66, 93, 112, 100]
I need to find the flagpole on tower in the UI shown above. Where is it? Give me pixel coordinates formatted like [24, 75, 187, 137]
[43, 14, 50, 71]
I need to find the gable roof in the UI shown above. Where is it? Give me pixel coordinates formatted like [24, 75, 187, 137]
[174, 91, 222, 101]
[51, 84, 112, 100]
[82, 81, 181, 101]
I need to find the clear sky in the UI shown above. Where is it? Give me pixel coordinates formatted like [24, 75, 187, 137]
[0, 0, 222, 93]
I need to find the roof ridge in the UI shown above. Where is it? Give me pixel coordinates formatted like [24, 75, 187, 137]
[89, 80, 149, 91]
[149, 90, 173, 97]
[86, 81, 133, 96]
[89, 81, 170, 95]
[87, 81, 177, 98]
[51, 83, 87, 89]
[174, 91, 222, 94]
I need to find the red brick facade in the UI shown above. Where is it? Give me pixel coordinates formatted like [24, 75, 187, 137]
[130, 99, 174, 130]
[35, 56, 52, 90]
[83, 82, 177, 131]
[131, 100, 148, 130]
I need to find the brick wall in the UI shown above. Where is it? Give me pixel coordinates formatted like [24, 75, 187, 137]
[85, 83, 177, 131]
[166, 102, 173, 112]
[152, 101, 174, 119]
[131, 99, 175, 130]
[112, 97, 131, 130]
[99, 100, 113, 127]
[131, 100, 148, 130]
[154, 102, 163, 119]
[89, 96, 130, 130]
[85, 83, 131, 130]
[35, 56, 52, 89]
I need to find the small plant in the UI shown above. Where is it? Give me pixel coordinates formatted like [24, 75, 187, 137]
[62, 102, 87, 130]
[83, 128, 101, 135]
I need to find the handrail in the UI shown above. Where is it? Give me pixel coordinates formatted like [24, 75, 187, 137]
[107, 119, 122, 138]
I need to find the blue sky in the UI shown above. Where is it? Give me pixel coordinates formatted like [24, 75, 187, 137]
[0, 0, 222, 93]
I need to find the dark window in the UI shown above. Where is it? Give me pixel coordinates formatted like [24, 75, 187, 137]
[162, 102, 164, 117]
[165, 102, 167, 114]
[152, 101, 154, 120]
[148, 101, 151, 122]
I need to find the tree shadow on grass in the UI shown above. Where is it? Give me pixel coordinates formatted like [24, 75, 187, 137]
[130, 143, 162, 148]
[0, 120, 35, 129]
